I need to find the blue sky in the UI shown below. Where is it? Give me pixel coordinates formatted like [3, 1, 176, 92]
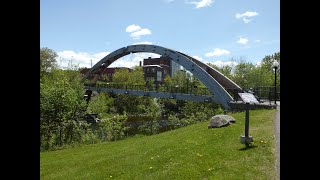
[40, 0, 279, 69]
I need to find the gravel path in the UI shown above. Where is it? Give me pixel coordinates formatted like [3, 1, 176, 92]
[274, 102, 280, 180]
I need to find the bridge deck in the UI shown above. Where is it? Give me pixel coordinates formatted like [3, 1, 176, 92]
[85, 86, 215, 103]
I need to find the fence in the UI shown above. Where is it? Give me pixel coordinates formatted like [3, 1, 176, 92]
[85, 83, 211, 96]
[226, 86, 280, 102]
[85, 83, 280, 102]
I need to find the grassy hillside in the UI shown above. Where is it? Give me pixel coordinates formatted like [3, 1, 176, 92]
[40, 109, 277, 179]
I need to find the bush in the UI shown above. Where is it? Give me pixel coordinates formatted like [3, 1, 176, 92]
[138, 120, 161, 135]
[98, 113, 128, 141]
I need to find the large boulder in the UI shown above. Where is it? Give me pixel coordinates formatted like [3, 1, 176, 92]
[208, 115, 236, 128]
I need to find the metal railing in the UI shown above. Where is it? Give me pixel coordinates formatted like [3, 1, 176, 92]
[252, 86, 280, 101]
[226, 86, 280, 102]
[84, 83, 211, 96]
[85, 83, 280, 102]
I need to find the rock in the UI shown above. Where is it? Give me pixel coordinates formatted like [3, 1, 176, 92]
[208, 115, 236, 128]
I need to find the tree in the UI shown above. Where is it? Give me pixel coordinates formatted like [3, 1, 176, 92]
[232, 61, 255, 88]
[128, 66, 145, 85]
[112, 66, 145, 85]
[171, 70, 190, 87]
[138, 98, 163, 135]
[86, 92, 115, 117]
[260, 52, 280, 71]
[40, 47, 58, 76]
[219, 65, 233, 79]
[260, 52, 280, 91]
[40, 68, 87, 150]
[163, 74, 173, 86]
[246, 66, 273, 87]
[110, 68, 130, 83]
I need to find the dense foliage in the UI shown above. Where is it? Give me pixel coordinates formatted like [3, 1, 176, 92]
[208, 52, 280, 89]
[40, 47, 58, 77]
[40, 68, 88, 150]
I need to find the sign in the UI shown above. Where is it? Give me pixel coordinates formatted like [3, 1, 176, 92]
[238, 93, 259, 104]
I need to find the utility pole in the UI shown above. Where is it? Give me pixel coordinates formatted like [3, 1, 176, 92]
[91, 59, 92, 68]
[71, 56, 73, 67]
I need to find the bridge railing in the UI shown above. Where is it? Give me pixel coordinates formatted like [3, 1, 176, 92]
[226, 86, 280, 102]
[84, 83, 211, 96]
[252, 86, 280, 101]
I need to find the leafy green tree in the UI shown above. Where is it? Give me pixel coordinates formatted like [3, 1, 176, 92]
[260, 52, 280, 71]
[246, 66, 273, 87]
[167, 114, 181, 130]
[112, 68, 130, 83]
[219, 66, 233, 79]
[138, 120, 161, 135]
[99, 113, 128, 141]
[129, 66, 145, 85]
[172, 70, 190, 87]
[163, 74, 173, 86]
[40, 68, 87, 150]
[86, 92, 115, 117]
[112, 66, 145, 85]
[232, 61, 255, 88]
[137, 98, 162, 135]
[40, 47, 58, 76]
[260, 52, 280, 88]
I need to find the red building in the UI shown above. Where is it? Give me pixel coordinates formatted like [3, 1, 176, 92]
[142, 56, 180, 84]
[143, 56, 170, 84]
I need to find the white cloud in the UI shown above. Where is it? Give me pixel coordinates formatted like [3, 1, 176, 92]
[254, 39, 261, 43]
[57, 50, 162, 69]
[192, 55, 204, 61]
[187, 0, 214, 9]
[109, 53, 160, 68]
[243, 17, 251, 23]
[93, 52, 110, 59]
[235, 11, 258, 23]
[125, 24, 141, 33]
[211, 60, 238, 68]
[130, 28, 152, 39]
[237, 37, 249, 45]
[108, 56, 140, 68]
[57, 51, 110, 69]
[125, 24, 152, 40]
[132, 41, 153, 45]
[164, 0, 175, 3]
[235, 11, 258, 19]
[134, 52, 161, 60]
[205, 48, 231, 57]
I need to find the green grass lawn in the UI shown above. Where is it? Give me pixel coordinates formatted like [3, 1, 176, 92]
[40, 109, 277, 179]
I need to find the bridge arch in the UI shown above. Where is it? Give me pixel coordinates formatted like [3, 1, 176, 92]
[84, 44, 241, 109]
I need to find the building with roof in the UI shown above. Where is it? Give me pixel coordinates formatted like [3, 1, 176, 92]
[142, 56, 181, 84]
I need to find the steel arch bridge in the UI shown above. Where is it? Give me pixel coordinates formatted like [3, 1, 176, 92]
[84, 44, 242, 109]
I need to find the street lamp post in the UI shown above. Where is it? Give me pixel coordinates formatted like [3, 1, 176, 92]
[271, 59, 279, 105]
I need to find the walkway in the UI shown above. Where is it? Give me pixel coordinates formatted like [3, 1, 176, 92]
[274, 101, 280, 180]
